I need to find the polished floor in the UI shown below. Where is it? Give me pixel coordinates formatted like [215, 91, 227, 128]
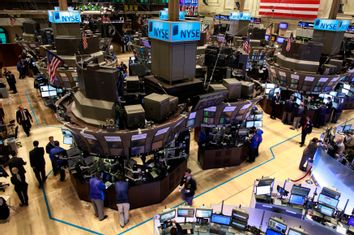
[1, 67, 353, 235]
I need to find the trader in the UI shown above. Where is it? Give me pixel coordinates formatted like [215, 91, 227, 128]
[29, 140, 46, 188]
[270, 92, 281, 119]
[89, 173, 107, 221]
[300, 116, 313, 147]
[15, 105, 33, 137]
[115, 175, 130, 228]
[179, 169, 197, 206]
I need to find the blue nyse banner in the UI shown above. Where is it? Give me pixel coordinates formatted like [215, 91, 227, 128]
[148, 20, 200, 42]
[48, 10, 81, 23]
[159, 10, 186, 21]
[314, 18, 350, 32]
[229, 12, 251, 21]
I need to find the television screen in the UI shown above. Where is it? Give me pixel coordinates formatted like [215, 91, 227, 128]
[287, 228, 303, 235]
[186, 119, 195, 128]
[177, 208, 195, 218]
[348, 215, 354, 226]
[265, 35, 270, 41]
[343, 84, 350, 90]
[343, 124, 352, 132]
[231, 220, 247, 230]
[265, 229, 283, 235]
[289, 194, 305, 205]
[211, 214, 231, 225]
[268, 218, 287, 232]
[160, 209, 176, 222]
[291, 185, 310, 197]
[246, 121, 255, 128]
[256, 185, 271, 195]
[254, 114, 263, 120]
[195, 208, 213, 218]
[279, 22, 288, 29]
[319, 204, 334, 217]
[254, 121, 262, 127]
[276, 37, 285, 44]
[318, 194, 339, 208]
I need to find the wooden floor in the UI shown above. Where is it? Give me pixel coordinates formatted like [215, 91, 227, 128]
[1, 66, 354, 235]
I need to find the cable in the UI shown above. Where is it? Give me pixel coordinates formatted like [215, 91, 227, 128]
[290, 167, 312, 182]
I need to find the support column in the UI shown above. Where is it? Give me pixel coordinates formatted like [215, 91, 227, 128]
[168, 0, 179, 21]
[59, 0, 68, 11]
[239, 0, 245, 11]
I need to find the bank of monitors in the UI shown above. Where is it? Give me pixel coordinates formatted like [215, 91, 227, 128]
[289, 185, 310, 206]
[203, 106, 217, 125]
[211, 214, 231, 226]
[246, 121, 262, 128]
[62, 129, 74, 145]
[256, 178, 274, 196]
[159, 209, 176, 223]
[130, 133, 147, 156]
[231, 209, 249, 231]
[186, 112, 197, 128]
[177, 208, 195, 218]
[265, 83, 276, 94]
[220, 106, 236, 125]
[195, 208, 213, 218]
[40, 85, 58, 98]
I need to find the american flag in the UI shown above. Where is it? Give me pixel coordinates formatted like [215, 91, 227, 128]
[82, 31, 88, 50]
[259, 0, 320, 20]
[242, 38, 251, 55]
[46, 50, 63, 84]
[9, 16, 16, 26]
[286, 33, 294, 52]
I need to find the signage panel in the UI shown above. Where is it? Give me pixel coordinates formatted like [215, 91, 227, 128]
[48, 10, 81, 23]
[314, 19, 350, 32]
[229, 12, 251, 21]
[148, 20, 200, 42]
[159, 10, 186, 21]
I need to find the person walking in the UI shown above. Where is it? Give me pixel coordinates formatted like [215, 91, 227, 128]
[300, 116, 313, 147]
[248, 127, 263, 162]
[10, 167, 28, 206]
[89, 173, 107, 221]
[115, 175, 129, 228]
[7, 152, 26, 176]
[29, 140, 46, 188]
[49, 141, 67, 181]
[178, 169, 197, 206]
[270, 92, 281, 119]
[3, 68, 17, 94]
[16, 105, 33, 137]
[46, 136, 56, 175]
[291, 102, 305, 130]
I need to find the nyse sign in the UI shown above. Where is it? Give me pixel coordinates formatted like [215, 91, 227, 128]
[229, 12, 251, 21]
[314, 19, 350, 32]
[148, 20, 200, 42]
[48, 10, 81, 24]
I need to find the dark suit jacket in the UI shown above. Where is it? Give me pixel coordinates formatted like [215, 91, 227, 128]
[10, 174, 27, 191]
[29, 147, 45, 169]
[16, 109, 32, 125]
[7, 156, 26, 176]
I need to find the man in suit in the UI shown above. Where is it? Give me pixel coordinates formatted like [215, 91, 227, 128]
[16, 105, 33, 137]
[46, 136, 57, 175]
[29, 140, 46, 188]
[49, 141, 67, 181]
[270, 92, 281, 119]
[7, 152, 26, 177]
[300, 116, 313, 147]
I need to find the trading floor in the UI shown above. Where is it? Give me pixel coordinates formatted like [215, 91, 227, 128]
[1, 67, 353, 235]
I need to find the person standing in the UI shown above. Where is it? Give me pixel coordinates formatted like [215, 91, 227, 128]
[46, 136, 56, 174]
[7, 152, 26, 176]
[178, 169, 197, 206]
[16, 56, 26, 79]
[3, 68, 17, 94]
[49, 141, 67, 181]
[10, 167, 28, 206]
[300, 116, 313, 147]
[299, 138, 319, 171]
[16, 106, 33, 137]
[89, 173, 107, 221]
[282, 96, 294, 125]
[291, 102, 305, 130]
[270, 92, 281, 119]
[248, 127, 262, 162]
[29, 140, 46, 188]
[115, 176, 130, 228]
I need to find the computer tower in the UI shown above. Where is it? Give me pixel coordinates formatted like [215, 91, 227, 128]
[124, 104, 145, 129]
[126, 76, 140, 92]
[143, 93, 170, 123]
[240, 81, 254, 98]
[223, 79, 242, 99]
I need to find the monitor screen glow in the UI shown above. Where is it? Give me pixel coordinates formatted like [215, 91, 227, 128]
[287, 229, 303, 235]
[195, 208, 213, 218]
[256, 185, 271, 195]
[177, 208, 195, 218]
[210, 214, 231, 225]
[160, 209, 176, 222]
[289, 194, 305, 205]
[318, 194, 339, 208]
[319, 205, 334, 216]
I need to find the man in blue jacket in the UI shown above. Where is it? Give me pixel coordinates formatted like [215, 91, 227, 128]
[89, 173, 107, 221]
[248, 127, 263, 163]
[49, 141, 66, 181]
[115, 175, 129, 228]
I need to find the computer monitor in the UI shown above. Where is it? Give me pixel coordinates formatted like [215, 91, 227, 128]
[265, 35, 270, 41]
[62, 129, 73, 145]
[177, 208, 195, 218]
[210, 214, 231, 225]
[266, 83, 276, 89]
[254, 114, 263, 120]
[246, 121, 255, 128]
[142, 39, 150, 48]
[195, 208, 213, 218]
[287, 228, 305, 235]
[348, 215, 354, 226]
[186, 119, 195, 128]
[318, 194, 339, 208]
[289, 194, 305, 206]
[265, 229, 283, 235]
[343, 124, 352, 132]
[343, 84, 351, 90]
[254, 121, 262, 128]
[256, 185, 271, 196]
[279, 22, 288, 30]
[291, 185, 310, 197]
[318, 204, 334, 217]
[230, 220, 247, 230]
[276, 36, 285, 44]
[268, 218, 287, 233]
[342, 89, 349, 95]
[159, 209, 176, 223]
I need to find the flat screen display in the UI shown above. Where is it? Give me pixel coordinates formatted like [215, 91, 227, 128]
[246, 121, 255, 128]
[289, 194, 305, 205]
[211, 214, 231, 225]
[265, 229, 282, 235]
[265, 35, 270, 41]
[319, 204, 334, 216]
[276, 36, 285, 44]
[231, 220, 247, 230]
[177, 208, 194, 217]
[343, 124, 352, 132]
[287, 229, 303, 235]
[62, 129, 73, 145]
[195, 208, 213, 218]
[279, 22, 288, 29]
[269, 218, 287, 232]
[291, 185, 310, 197]
[254, 121, 262, 128]
[160, 209, 176, 222]
[348, 215, 354, 226]
[318, 194, 339, 208]
[186, 119, 195, 128]
[256, 185, 271, 195]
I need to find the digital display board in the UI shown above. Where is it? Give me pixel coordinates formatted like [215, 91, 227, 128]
[148, 20, 201, 42]
[279, 22, 288, 29]
[48, 10, 81, 23]
[313, 19, 350, 32]
[229, 12, 251, 21]
[159, 10, 186, 21]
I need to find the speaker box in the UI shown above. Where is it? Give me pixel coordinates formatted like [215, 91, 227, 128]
[143, 93, 170, 123]
[223, 79, 242, 99]
[125, 104, 145, 129]
[126, 76, 140, 92]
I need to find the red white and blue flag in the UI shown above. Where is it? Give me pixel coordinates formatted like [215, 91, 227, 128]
[259, 0, 320, 20]
[286, 33, 294, 52]
[46, 50, 63, 84]
[82, 31, 88, 50]
[242, 38, 251, 54]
